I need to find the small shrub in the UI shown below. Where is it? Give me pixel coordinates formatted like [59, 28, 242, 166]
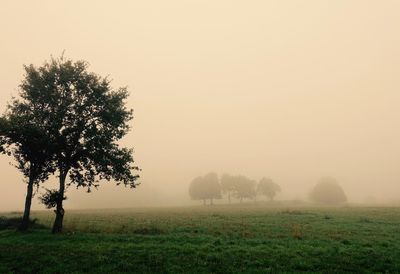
[0, 217, 45, 230]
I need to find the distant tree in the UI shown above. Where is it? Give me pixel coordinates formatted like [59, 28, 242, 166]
[233, 175, 256, 203]
[189, 172, 222, 205]
[310, 177, 347, 204]
[220, 174, 237, 203]
[0, 114, 55, 231]
[189, 176, 206, 205]
[14, 56, 140, 233]
[257, 178, 281, 201]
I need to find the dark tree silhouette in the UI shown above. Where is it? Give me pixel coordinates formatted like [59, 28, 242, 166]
[257, 177, 281, 201]
[13, 56, 139, 233]
[189, 172, 221, 205]
[0, 114, 55, 231]
[310, 177, 347, 204]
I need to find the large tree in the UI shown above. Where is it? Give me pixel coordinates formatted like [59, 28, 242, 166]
[257, 177, 281, 201]
[189, 172, 221, 205]
[0, 113, 55, 231]
[14, 56, 139, 233]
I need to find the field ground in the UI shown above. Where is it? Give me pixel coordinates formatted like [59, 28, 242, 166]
[1, 203, 400, 273]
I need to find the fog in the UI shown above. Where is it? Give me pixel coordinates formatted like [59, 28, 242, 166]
[1, 0, 400, 211]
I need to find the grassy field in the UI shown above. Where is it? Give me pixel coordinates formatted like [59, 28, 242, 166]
[1, 204, 400, 273]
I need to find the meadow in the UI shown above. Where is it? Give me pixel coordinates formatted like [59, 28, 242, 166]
[1, 203, 400, 273]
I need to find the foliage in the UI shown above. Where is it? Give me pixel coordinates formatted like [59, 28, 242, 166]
[39, 189, 67, 209]
[0, 116, 55, 184]
[220, 174, 237, 202]
[189, 172, 222, 203]
[220, 174, 257, 203]
[16, 56, 140, 191]
[0, 72, 57, 231]
[257, 177, 281, 200]
[220, 174, 237, 194]
[310, 177, 347, 204]
[232, 175, 257, 202]
[13, 55, 140, 232]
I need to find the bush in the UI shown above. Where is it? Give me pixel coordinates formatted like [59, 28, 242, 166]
[0, 216, 45, 230]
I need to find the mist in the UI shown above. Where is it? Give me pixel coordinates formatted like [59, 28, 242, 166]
[1, 0, 400, 211]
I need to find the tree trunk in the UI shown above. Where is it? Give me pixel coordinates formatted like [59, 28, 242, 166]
[52, 171, 67, 234]
[240, 197, 243, 204]
[18, 173, 35, 231]
[228, 192, 231, 204]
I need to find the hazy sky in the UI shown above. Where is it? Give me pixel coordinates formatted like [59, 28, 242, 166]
[1, 0, 400, 210]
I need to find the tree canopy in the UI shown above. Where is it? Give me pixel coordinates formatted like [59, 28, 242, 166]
[219, 174, 257, 203]
[220, 174, 238, 203]
[233, 175, 256, 203]
[0, 91, 56, 230]
[189, 172, 221, 205]
[9, 56, 140, 232]
[310, 177, 347, 204]
[257, 178, 281, 201]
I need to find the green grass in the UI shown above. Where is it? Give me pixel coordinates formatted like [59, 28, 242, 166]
[1, 204, 400, 273]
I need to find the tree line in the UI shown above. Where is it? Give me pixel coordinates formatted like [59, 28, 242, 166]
[189, 173, 281, 205]
[189, 174, 347, 205]
[0, 56, 139, 233]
